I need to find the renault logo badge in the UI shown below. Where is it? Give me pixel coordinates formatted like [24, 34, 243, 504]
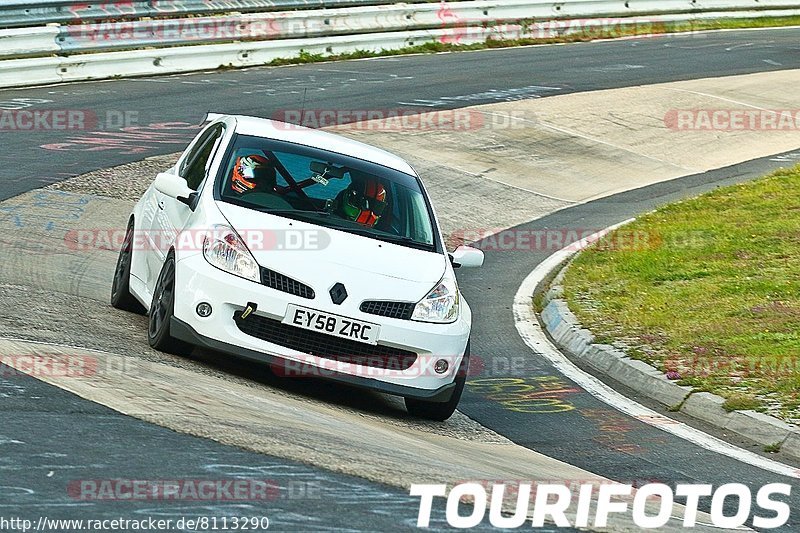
[329, 283, 347, 305]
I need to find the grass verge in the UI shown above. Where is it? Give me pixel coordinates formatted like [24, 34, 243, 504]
[561, 165, 800, 424]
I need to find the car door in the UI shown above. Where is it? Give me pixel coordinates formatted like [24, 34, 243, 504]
[146, 123, 227, 294]
[131, 179, 162, 291]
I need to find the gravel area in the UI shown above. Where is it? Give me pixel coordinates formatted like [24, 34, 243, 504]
[46, 153, 180, 202]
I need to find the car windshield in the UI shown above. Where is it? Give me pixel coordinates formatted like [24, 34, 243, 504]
[216, 134, 437, 250]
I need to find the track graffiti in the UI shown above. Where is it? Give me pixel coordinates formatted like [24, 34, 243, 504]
[0, 191, 91, 233]
[467, 376, 578, 414]
[0, 98, 54, 111]
[39, 122, 199, 155]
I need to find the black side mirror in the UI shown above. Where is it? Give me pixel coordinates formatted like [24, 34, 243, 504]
[178, 192, 200, 211]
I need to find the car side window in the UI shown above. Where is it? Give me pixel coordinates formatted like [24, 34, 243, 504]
[180, 124, 225, 191]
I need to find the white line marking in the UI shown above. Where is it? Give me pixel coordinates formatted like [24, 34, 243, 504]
[725, 42, 755, 52]
[474, 172, 577, 204]
[659, 87, 780, 112]
[512, 223, 800, 480]
[537, 121, 695, 171]
[446, 152, 577, 204]
[396, 101, 439, 107]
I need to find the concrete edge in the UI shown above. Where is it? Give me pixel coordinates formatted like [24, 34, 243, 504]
[536, 256, 800, 464]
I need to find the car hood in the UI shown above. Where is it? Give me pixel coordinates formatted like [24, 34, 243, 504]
[215, 202, 447, 303]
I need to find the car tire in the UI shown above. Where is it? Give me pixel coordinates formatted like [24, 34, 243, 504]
[148, 252, 192, 355]
[111, 220, 146, 314]
[405, 342, 470, 421]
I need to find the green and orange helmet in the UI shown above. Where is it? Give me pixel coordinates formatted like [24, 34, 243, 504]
[339, 178, 387, 227]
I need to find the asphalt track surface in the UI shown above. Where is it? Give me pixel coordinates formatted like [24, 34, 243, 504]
[1, 364, 503, 532]
[2, 27, 800, 200]
[2, 27, 800, 531]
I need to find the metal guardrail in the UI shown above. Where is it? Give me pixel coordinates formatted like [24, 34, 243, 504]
[5, 0, 800, 58]
[0, 0, 433, 28]
[0, 0, 798, 88]
[0, 27, 60, 57]
[3, 0, 797, 29]
[56, 0, 597, 55]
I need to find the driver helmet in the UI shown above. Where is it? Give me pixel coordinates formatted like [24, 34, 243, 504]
[339, 178, 387, 227]
[231, 154, 275, 194]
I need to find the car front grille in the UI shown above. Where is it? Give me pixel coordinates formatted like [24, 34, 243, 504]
[261, 267, 315, 299]
[360, 300, 415, 320]
[234, 313, 418, 371]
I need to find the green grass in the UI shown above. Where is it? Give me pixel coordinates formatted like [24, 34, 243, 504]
[561, 165, 800, 423]
[722, 394, 764, 413]
[764, 442, 782, 453]
[263, 16, 800, 67]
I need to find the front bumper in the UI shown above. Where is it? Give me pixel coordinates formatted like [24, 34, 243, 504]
[172, 253, 471, 401]
[170, 317, 458, 402]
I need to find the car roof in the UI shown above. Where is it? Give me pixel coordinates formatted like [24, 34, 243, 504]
[223, 114, 417, 176]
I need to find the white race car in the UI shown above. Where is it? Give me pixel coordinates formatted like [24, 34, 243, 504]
[111, 113, 484, 420]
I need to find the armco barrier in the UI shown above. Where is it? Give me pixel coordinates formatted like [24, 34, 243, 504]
[3, 0, 799, 29]
[0, 0, 426, 28]
[5, 0, 800, 58]
[54, 0, 635, 55]
[0, 0, 799, 87]
[0, 26, 60, 57]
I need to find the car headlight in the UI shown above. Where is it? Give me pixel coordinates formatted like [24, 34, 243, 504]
[202, 225, 260, 283]
[412, 273, 460, 323]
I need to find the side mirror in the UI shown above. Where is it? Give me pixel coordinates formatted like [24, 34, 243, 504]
[154, 172, 195, 206]
[451, 245, 484, 268]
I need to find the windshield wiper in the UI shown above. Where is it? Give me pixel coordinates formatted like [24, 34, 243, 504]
[377, 234, 434, 250]
[259, 209, 434, 250]
[344, 229, 434, 251]
[262, 209, 330, 216]
[256, 208, 333, 225]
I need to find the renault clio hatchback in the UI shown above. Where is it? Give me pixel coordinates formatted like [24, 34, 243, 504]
[111, 114, 484, 420]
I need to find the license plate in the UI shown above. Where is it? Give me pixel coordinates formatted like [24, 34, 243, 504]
[283, 304, 380, 345]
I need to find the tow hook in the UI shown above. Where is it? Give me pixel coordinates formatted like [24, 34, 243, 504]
[235, 302, 258, 321]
